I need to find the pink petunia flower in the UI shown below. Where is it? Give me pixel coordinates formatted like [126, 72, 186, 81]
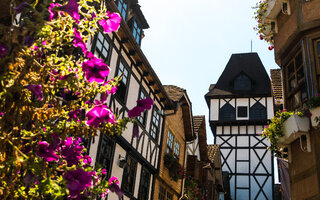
[132, 123, 139, 138]
[26, 84, 43, 101]
[48, 3, 62, 21]
[86, 104, 116, 128]
[108, 176, 123, 199]
[36, 141, 59, 162]
[73, 28, 87, 54]
[99, 12, 121, 33]
[59, 0, 80, 23]
[64, 169, 92, 199]
[128, 98, 154, 119]
[82, 52, 110, 83]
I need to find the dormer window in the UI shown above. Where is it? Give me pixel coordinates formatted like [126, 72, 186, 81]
[234, 74, 251, 91]
[132, 20, 142, 45]
[117, 0, 127, 20]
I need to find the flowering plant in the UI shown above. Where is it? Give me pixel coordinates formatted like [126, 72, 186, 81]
[183, 176, 205, 200]
[163, 153, 184, 181]
[261, 110, 304, 158]
[253, 0, 274, 50]
[0, 0, 152, 199]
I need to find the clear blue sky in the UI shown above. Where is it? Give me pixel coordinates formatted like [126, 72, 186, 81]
[138, 0, 279, 144]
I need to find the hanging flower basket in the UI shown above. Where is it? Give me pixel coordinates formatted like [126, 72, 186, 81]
[309, 107, 320, 127]
[279, 114, 310, 145]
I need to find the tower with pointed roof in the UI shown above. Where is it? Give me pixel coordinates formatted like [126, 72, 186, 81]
[205, 53, 274, 200]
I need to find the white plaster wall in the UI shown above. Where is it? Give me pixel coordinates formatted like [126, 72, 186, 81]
[108, 48, 118, 78]
[126, 76, 139, 111]
[142, 136, 149, 159]
[267, 97, 274, 119]
[133, 163, 142, 198]
[217, 126, 223, 134]
[232, 126, 238, 135]
[248, 126, 255, 134]
[114, 37, 120, 50]
[111, 144, 126, 184]
[210, 99, 219, 121]
[122, 121, 133, 143]
[239, 126, 246, 134]
[224, 126, 230, 135]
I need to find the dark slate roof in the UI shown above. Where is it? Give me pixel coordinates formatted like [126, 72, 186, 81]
[270, 69, 283, 104]
[163, 85, 186, 102]
[205, 53, 271, 102]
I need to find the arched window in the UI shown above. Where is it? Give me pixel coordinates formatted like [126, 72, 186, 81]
[234, 74, 251, 91]
[219, 103, 236, 121]
[250, 102, 267, 120]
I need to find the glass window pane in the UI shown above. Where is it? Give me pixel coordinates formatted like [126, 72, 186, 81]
[102, 48, 108, 58]
[98, 32, 104, 42]
[295, 52, 303, 67]
[317, 42, 320, 54]
[96, 40, 102, 51]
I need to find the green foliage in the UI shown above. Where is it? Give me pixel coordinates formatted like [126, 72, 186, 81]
[261, 110, 304, 158]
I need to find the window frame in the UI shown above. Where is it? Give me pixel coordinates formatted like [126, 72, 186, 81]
[234, 73, 252, 91]
[95, 135, 115, 179]
[137, 88, 148, 126]
[115, 59, 130, 104]
[149, 106, 161, 140]
[93, 31, 111, 64]
[284, 49, 307, 110]
[121, 155, 137, 195]
[116, 0, 128, 20]
[138, 167, 151, 200]
[166, 130, 180, 159]
[237, 106, 248, 118]
[132, 20, 142, 45]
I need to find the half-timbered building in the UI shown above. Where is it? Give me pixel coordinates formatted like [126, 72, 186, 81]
[205, 53, 274, 200]
[85, 1, 175, 199]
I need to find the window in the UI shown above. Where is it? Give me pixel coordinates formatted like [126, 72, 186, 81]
[166, 131, 180, 158]
[94, 32, 110, 62]
[313, 39, 320, 92]
[117, 0, 127, 20]
[138, 168, 150, 200]
[237, 106, 248, 118]
[234, 74, 251, 91]
[219, 103, 236, 121]
[150, 107, 160, 139]
[122, 155, 137, 194]
[116, 61, 129, 103]
[249, 102, 267, 120]
[137, 89, 148, 125]
[96, 136, 114, 178]
[132, 20, 141, 45]
[284, 51, 307, 110]
[158, 186, 166, 200]
[174, 141, 180, 158]
[158, 186, 173, 200]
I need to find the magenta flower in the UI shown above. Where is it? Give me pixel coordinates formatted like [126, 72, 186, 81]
[99, 12, 121, 33]
[48, 3, 62, 21]
[68, 109, 81, 121]
[65, 169, 92, 199]
[59, 0, 80, 23]
[26, 84, 43, 101]
[133, 123, 139, 138]
[36, 141, 59, 162]
[86, 104, 116, 128]
[82, 155, 92, 165]
[90, 12, 96, 20]
[0, 43, 7, 58]
[14, 2, 30, 14]
[73, 28, 87, 54]
[102, 169, 107, 175]
[61, 137, 84, 167]
[82, 52, 110, 83]
[128, 98, 154, 118]
[109, 176, 123, 199]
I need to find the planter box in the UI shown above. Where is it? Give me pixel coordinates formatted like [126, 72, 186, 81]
[279, 115, 310, 145]
[310, 107, 320, 127]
